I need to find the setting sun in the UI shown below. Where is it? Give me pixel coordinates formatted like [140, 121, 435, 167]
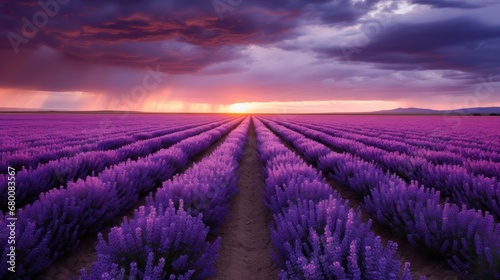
[228, 102, 251, 113]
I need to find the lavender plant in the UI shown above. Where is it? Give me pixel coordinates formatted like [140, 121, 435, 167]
[80, 203, 220, 280]
[273, 198, 408, 280]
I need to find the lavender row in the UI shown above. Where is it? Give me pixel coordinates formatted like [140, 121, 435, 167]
[0, 122, 162, 156]
[0, 115, 171, 153]
[260, 118, 500, 279]
[3, 116, 222, 155]
[0, 118, 227, 211]
[0, 118, 221, 173]
[294, 120, 500, 176]
[320, 155, 500, 279]
[358, 120, 500, 153]
[0, 114, 224, 153]
[267, 119, 500, 220]
[291, 118, 500, 163]
[148, 117, 249, 231]
[307, 121, 500, 170]
[280, 119, 500, 219]
[327, 121, 497, 153]
[254, 118, 413, 280]
[357, 125, 499, 155]
[0, 118, 209, 169]
[0, 119, 235, 211]
[80, 118, 250, 279]
[287, 115, 500, 154]
[0, 118, 242, 279]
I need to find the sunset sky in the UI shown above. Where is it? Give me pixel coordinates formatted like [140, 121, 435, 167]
[1, 0, 499, 113]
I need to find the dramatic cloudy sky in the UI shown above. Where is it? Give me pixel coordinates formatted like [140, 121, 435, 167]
[0, 0, 499, 113]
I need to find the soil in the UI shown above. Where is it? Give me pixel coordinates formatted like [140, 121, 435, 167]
[212, 119, 279, 280]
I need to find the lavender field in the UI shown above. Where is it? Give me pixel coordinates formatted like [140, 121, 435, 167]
[0, 114, 499, 280]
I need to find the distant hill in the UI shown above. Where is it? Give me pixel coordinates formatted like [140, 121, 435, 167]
[375, 107, 438, 114]
[373, 107, 500, 115]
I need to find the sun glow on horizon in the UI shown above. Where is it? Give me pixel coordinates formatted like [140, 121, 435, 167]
[228, 102, 252, 114]
[224, 100, 401, 114]
[5, 89, 499, 113]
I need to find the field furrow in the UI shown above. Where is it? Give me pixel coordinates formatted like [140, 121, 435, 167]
[213, 118, 279, 280]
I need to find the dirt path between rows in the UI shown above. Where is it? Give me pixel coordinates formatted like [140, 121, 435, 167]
[212, 119, 279, 280]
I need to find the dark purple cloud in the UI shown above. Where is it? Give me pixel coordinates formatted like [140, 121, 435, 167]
[410, 0, 488, 9]
[317, 17, 500, 77]
[0, 0, 372, 57]
[0, 0, 379, 92]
